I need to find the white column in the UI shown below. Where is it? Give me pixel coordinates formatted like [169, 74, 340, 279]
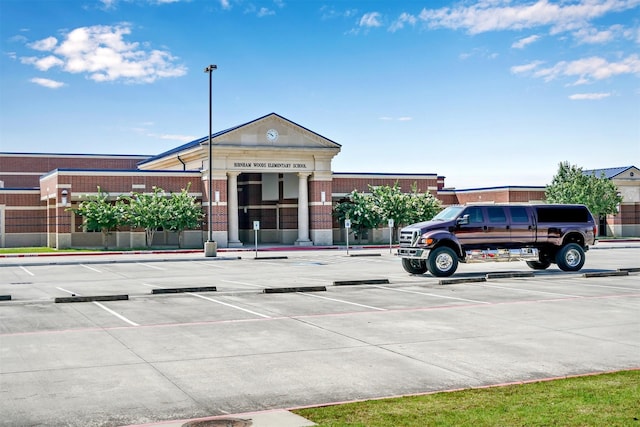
[296, 172, 312, 245]
[227, 171, 242, 247]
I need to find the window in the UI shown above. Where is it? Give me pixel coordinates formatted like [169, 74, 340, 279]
[509, 207, 530, 223]
[537, 206, 589, 223]
[487, 207, 506, 223]
[465, 207, 484, 224]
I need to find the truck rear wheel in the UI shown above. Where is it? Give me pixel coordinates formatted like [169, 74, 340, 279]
[555, 243, 585, 272]
[428, 247, 458, 277]
[402, 258, 428, 274]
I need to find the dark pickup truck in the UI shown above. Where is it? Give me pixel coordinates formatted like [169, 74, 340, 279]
[397, 204, 597, 277]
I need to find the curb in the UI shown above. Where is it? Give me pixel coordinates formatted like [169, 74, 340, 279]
[55, 294, 129, 303]
[152, 287, 217, 294]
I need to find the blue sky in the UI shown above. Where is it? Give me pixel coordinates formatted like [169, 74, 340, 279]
[1, 0, 638, 189]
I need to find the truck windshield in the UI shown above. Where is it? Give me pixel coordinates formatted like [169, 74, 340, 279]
[432, 206, 465, 221]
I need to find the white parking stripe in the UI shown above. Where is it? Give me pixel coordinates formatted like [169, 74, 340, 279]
[80, 264, 101, 273]
[137, 262, 165, 270]
[92, 302, 139, 326]
[296, 292, 387, 311]
[19, 266, 34, 276]
[373, 285, 491, 304]
[220, 279, 263, 289]
[56, 287, 139, 326]
[480, 283, 582, 298]
[188, 293, 271, 318]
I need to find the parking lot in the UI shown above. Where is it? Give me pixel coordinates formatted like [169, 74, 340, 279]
[1, 244, 639, 426]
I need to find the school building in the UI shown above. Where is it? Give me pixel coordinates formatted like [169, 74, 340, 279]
[1, 113, 638, 249]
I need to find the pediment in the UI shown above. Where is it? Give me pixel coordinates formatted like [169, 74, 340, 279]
[213, 113, 341, 150]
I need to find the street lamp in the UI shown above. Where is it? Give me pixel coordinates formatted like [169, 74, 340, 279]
[204, 64, 217, 257]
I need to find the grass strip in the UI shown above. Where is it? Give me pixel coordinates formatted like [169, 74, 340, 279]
[294, 370, 640, 427]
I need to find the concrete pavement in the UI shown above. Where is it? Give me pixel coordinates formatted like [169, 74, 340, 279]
[0, 243, 638, 427]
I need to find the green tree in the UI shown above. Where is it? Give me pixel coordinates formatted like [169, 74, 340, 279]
[334, 189, 382, 243]
[165, 183, 204, 248]
[372, 182, 442, 241]
[69, 186, 125, 249]
[124, 186, 171, 248]
[334, 182, 442, 243]
[545, 161, 623, 219]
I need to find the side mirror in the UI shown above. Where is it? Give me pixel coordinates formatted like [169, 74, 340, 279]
[457, 215, 469, 225]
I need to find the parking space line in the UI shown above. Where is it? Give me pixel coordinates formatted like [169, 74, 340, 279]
[480, 283, 582, 298]
[296, 292, 387, 311]
[575, 282, 639, 291]
[137, 262, 165, 270]
[80, 264, 102, 273]
[220, 279, 263, 289]
[373, 285, 491, 304]
[188, 293, 271, 318]
[56, 287, 139, 326]
[92, 301, 140, 326]
[195, 261, 226, 269]
[19, 266, 34, 276]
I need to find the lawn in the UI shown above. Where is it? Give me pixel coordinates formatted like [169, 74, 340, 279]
[294, 370, 640, 427]
[0, 247, 93, 254]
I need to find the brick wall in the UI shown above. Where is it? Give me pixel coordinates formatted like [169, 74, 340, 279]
[0, 153, 149, 188]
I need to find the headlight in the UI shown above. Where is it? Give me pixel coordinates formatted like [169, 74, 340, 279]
[418, 236, 435, 246]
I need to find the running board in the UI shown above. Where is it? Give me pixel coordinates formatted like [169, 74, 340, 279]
[464, 248, 539, 263]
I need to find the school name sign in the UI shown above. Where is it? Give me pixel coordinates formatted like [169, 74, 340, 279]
[231, 161, 311, 171]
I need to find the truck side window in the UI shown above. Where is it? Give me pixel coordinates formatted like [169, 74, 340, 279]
[466, 207, 484, 224]
[487, 207, 506, 223]
[509, 207, 529, 223]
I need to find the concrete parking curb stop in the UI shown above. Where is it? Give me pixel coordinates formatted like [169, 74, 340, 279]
[583, 271, 629, 278]
[152, 287, 217, 294]
[333, 279, 390, 286]
[54, 294, 129, 303]
[486, 272, 535, 279]
[439, 277, 487, 285]
[263, 286, 326, 293]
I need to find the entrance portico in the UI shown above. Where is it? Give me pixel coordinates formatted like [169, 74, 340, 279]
[139, 113, 341, 248]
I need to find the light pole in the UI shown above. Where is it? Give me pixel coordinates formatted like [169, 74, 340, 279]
[204, 64, 217, 257]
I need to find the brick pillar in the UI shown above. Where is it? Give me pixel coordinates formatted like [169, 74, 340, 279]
[309, 173, 334, 246]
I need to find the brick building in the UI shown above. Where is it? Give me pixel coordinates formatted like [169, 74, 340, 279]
[0, 113, 637, 248]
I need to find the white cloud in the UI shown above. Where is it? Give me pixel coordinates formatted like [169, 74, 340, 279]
[569, 92, 611, 100]
[389, 12, 417, 32]
[573, 25, 622, 44]
[20, 24, 187, 84]
[257, 7, 275, 17]
[21, 55, 64, 71]
[533, 54, 640, 84]
[28, 36, 58, 51]
[100, 0, 117, 9]
[220, 0, 231, 9]
[510, 60, 545, 74]
[378, 116, 413, 121]
[30, 77, 65, 89]
[512, 34, 540, 49]
[360, 12, 382, 28]
[417, 0, 639, 36]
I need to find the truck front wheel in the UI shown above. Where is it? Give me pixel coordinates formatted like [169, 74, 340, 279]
[428, 247, 458, 277]
[555, 243, 585, 272]
[402, 258, 428, 274]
